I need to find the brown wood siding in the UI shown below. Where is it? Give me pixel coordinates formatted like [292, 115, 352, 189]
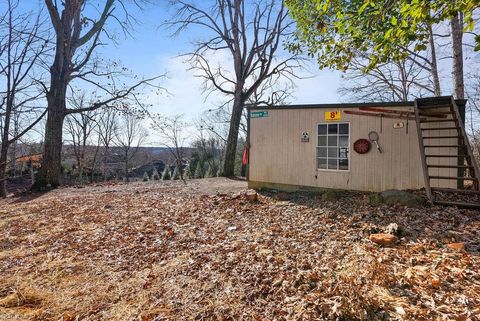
[249, 107, 457, 192]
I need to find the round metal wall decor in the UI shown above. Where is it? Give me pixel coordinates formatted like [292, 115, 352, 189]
[353, 138, 371, 154]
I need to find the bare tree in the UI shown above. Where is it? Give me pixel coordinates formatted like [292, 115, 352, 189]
[397, 22, 442, 97]
[451, 12, 465, 99]
[392, 13, 470, 100]
[247, 74, 294, 107]
[64, 92, 99, 183]
[191, 127, 224, 177]
[427, 23, 442, 96]
[169, 0, 302, 176]
[338, 55, 434, 103]
[466, 72, 480, 160]
[96, 107, 119, 180]
[115, 113, 148, 182]
[0, 0, 48, 197]
[151, 114, 189, 180]
[198, 70, 294, 152]
[34, 0, 161, 190]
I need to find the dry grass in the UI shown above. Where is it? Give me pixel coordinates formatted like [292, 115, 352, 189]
[0, 290, 43, 309]
[0, 178, 479, 320]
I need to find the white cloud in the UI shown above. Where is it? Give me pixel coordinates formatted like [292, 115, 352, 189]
[141, 53, 343, 144]
[291, 69, 342, 104]
[148, 53, 342, 117]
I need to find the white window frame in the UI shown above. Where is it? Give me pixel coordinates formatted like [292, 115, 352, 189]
[316, 122, 350, 172]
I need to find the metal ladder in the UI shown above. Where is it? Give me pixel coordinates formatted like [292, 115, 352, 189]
[414, 96, 480, 208]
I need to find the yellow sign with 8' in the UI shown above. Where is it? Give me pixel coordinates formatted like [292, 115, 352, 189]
[325, 111, 341, 121]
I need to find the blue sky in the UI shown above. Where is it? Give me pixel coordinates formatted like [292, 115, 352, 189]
[95, 1, 343, 117]
[13, 1, 479, 142]
[4, 0, 342, 145]
[13, 1, 480, 120]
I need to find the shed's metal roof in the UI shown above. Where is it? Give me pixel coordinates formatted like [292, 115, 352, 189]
[248, 101, 414, 110]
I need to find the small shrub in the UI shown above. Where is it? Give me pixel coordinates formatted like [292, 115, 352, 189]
[183, 165, 192, 179]
[162, 166, 171, 180]
[194, 162, 203, 179]
[151, 167, 160, 180]
[142, 171, 149, 182]
[205, 165, 215, 178]
[172, 166, 180, 180]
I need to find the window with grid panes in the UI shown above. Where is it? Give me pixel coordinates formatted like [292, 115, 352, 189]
[317, 123, 349, 170]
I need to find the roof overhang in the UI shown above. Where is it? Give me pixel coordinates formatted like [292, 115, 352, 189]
[248, 101, 414, 110]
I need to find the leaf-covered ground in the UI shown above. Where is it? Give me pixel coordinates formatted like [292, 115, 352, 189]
[0, 178, 479, 321]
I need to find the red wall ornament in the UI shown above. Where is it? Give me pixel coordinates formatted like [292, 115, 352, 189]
[353, 138, 371, 154]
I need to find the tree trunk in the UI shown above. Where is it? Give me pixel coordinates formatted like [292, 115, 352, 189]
[33, 29, 70, 190]
[0, 145, 8, 198]
[428, 23, 441, 96]
[451, 12, 464, 99]
[223, 94, 244, 177]
[33, 107, 65, 189]
[78, 162, 83, 184]
[90, 145, 100, 183]
[0, 97, 12, 198]
[10, 120, 18, 178]
[103, 147, 109, 181]
[176, 157, 184, 180]
[398, 61, 408, 101]
[30, 162, 35, 185]
[124, 153, 129, 182]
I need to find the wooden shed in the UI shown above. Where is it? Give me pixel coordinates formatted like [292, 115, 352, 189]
[247, 97, 477, 203]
